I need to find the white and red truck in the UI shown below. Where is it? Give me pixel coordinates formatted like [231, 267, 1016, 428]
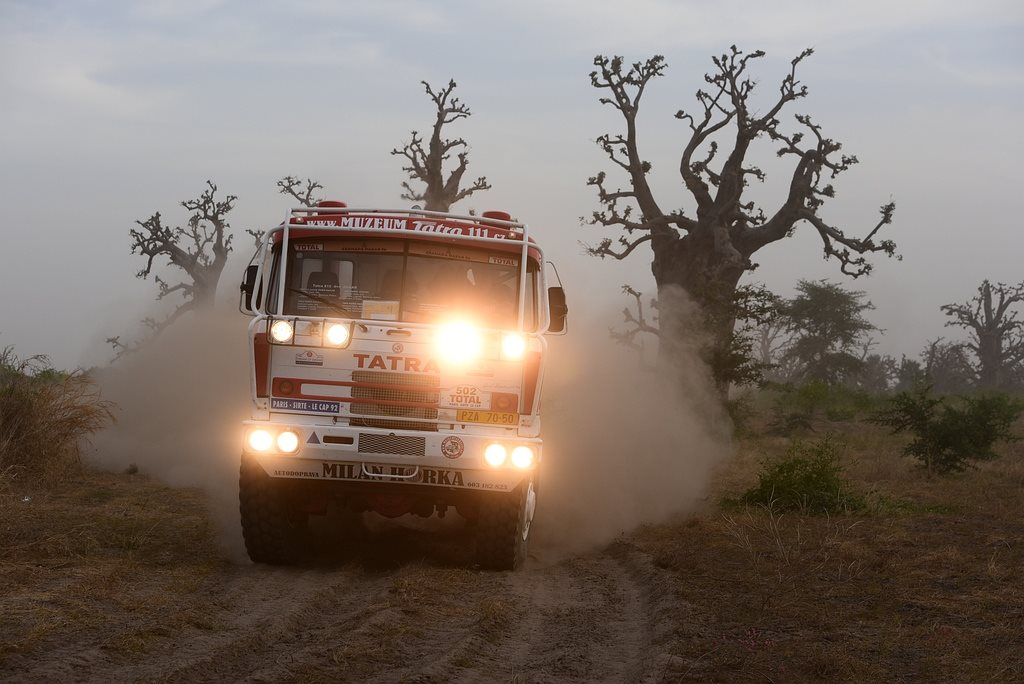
[238, 202, 566, 569]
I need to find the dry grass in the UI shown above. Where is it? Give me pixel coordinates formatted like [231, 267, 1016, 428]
[0, 348, 114, 483]
[0, 469, 223, 664]
[637, 421, 1024, 681]
[2, 413, 1022, 681]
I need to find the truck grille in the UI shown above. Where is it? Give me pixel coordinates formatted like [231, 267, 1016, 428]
[349, 371, 439, 432]
[358, 433, 426, 457]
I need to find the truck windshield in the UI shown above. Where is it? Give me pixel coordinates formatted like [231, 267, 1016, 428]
[272, 237, 537, 329]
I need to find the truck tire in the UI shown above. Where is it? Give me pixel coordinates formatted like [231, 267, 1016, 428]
[239, 454, 308, 564]
[475, 477, 536, 570]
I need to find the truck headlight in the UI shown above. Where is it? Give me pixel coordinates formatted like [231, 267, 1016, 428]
[248, 429, 274, 452]
[510, 445, 534, 469]
[270, 320, 294, 343]
[501, 332, 526, 360]
[484, 443, 507, 467]
[325, 323, 350, 346]
[276, 430, 300, 453]
[436, 321, 482, 364]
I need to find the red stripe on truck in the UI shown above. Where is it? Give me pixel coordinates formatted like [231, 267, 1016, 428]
[254, 335, 270, 397]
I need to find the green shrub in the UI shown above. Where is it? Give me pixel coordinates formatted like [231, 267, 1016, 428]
[739, 435, 864, 514]
[0, 347, 114, 482]
[870, 386, 1021, 474]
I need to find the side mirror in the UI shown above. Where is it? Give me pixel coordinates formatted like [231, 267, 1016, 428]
[547, 287, 568, 334]
[240, 264, 261, 312]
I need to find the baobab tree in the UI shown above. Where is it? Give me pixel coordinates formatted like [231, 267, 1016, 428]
[246, 176, 325, 246]
[941, 280, 1024, 389]
[392, 79, 491, 211]
[586, 47, 897, 389]
[276, 175, 324, 207]
[108, 181, 236, 358]
[128, 180, 236, 311]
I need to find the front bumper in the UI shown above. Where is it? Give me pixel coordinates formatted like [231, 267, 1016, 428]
[242, 420, 540, 493]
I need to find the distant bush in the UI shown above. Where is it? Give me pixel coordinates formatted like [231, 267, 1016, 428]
[870, 386, 1021, 474]
[739, 435, 864, 514]
[0, 348, 114, 482]
[725, 393, 757, 437]
[766, 381, 883, 434]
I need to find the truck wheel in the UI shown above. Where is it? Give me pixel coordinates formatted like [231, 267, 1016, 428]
[475, 477, 536, 570]
[239, 454, 309, 564]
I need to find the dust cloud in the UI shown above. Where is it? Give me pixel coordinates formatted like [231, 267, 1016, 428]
[87, 287, 732, 562]
[89, 306, 251, 560]
[533, 287, 732, 556]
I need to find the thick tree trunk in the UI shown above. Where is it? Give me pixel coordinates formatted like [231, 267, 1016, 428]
[977, 333, 1001, 389]
[653, 232, 745, 395]
[191, 266, 223, 309]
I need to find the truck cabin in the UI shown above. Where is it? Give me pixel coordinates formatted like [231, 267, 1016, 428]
[265, 235, 541, 332]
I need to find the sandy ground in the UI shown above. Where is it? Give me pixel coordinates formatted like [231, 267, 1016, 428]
[1, 485, 685, 683]
[4, 422, 1024, 682]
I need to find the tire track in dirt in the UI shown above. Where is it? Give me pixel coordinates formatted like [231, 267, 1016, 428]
[144, 566, 394, 683]
[495, 542, 676, 683]
[374, 539, 682, 683]
[6, 564, 393, 683]
[4, 529, 685, 683]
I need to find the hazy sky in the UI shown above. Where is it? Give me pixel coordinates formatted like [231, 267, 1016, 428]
[2, 0, 1022, 369]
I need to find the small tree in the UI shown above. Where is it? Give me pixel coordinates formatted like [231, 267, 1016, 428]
[781, 280, 878, 386]
[892, 355, 927, 392]
[855, 352, 896, 394]
[871, 386, 1021, 473]
[391, 79, 491, 211]
[941, 280, 1024, 390]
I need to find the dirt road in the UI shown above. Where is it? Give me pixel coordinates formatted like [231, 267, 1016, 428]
[2, 503, 686, 683]
[6, 438, 1024, 682]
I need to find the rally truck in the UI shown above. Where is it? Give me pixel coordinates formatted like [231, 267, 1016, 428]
[237, 202, 567, 569]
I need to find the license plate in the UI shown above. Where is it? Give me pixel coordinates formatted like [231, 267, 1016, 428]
[456, 410, 518, 425]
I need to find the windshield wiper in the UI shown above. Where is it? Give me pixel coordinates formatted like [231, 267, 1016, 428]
[288, 287, 361, 320]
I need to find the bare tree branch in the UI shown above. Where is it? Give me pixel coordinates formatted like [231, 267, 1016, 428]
[391, 79, 491, 211]
[277, 176, 323, 207]
[589, 56, 671, 235]
[610, 285, 660, 361]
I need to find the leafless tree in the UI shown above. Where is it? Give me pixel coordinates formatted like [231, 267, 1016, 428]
[941, 280, 1024, 389]
[585, 48, 897, 390]
[277, 175, 324, 207]
[246, 176, 325, 246]
[392, 79, 491, 211]
[109, 181, 236, 359]
[920, 337, 975, 394]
